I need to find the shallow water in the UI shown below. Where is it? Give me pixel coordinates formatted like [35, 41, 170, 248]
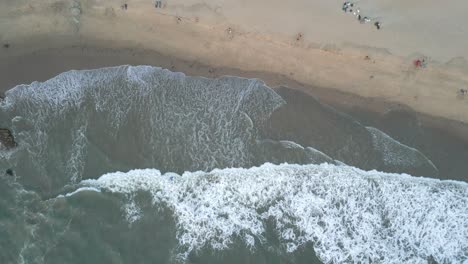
[0, 66, 466, 263]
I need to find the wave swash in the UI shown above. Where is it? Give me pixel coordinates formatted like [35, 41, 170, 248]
[0, 66, 466, 264]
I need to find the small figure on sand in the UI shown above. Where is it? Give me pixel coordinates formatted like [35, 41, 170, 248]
[226, 27, 234, 39]
[353, 8, 360, 16]
[342, 2, 353, 12]
[413, 58, 427, 68]
[374, 21, 381, 30]
[361, 16, 371, 23]
[457, 88, 467, 99]
[121, 3, 127, 10]
[414, 59, 422, 68]
[155, 0, 162, 8]
[296, 33, 303, 41]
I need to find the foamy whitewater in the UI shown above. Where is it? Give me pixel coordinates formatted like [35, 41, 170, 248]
[75, 163, 468, 263]
[0, 65, 467, 263]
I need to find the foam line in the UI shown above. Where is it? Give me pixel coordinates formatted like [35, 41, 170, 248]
[78, 163, 468, 263]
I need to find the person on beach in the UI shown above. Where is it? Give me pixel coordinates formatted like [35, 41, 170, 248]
[342, 2, 352, 12]
[413, 59, 427, 68]
[360, 16, 370, 23]
[353, 8, 360, 16]
[155, 0, 162, 8]
[374, 22, 381, 30]
[414, 59, 422, 68]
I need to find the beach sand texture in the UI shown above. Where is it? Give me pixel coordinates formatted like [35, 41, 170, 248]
[1, 0, 467, 123]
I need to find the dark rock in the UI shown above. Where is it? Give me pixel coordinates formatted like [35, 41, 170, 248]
[0, 128, 17, 149]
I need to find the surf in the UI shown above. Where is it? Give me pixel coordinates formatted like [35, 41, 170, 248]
[1, 65, 466, 264]
[68, 163, 468, 263]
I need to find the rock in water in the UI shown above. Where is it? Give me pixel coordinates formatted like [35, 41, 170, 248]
[0, 128, 16, 149]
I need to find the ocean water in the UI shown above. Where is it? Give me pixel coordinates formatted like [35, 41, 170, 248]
[0, 66, 466, 263]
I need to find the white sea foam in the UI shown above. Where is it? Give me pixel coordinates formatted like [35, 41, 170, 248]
[58, 186, 101, 198]
[77, 163, 468, 263]
[67, 122, 88, 183]
[278, 140, 304, 149]
[0, 66, 285, 185]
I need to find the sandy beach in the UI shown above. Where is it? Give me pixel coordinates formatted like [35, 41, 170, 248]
[1, 0, 468, 133]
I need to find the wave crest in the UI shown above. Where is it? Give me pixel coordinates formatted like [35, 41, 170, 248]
[78, 163, 468, 263]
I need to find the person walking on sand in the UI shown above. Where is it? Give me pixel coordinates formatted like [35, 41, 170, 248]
[155, 0, 162, 8]
[374, 22, 381, 30]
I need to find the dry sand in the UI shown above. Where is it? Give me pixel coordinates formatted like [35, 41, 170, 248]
[1, 0, 467, 127]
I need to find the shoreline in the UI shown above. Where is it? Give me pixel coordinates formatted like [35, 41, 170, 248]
[1, 44, 468, 147]
[1, 0, 468, 125]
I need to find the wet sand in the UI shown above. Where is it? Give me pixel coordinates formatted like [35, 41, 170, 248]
[2, 44, 468, 143]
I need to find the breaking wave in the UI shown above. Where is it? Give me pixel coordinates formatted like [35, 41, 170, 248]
[74, 163, 468, 263]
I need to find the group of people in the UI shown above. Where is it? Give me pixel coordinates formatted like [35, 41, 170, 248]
[122, 1, 162, 9]
[342, 2, 381, 30]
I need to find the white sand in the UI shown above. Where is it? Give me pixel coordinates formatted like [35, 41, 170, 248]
[1, 0, 467, 123]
